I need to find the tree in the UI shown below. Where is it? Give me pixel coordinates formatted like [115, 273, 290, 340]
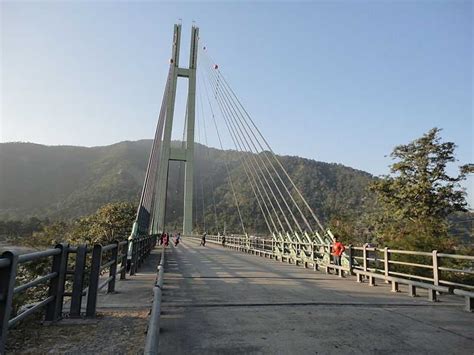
[369, 128, 472, 251]
[70, 202, 136, 245]
[19, 202, 136, 248]
[23, 222, 70, 248]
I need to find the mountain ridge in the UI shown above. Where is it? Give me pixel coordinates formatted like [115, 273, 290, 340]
[0, 140, 374, 233]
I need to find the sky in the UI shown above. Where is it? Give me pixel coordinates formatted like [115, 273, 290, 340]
[1, 0, 472, 205]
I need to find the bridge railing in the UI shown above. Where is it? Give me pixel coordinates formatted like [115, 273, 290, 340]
[350, 246, 474, 290]
[144, 245, 165, 355]
[189, 234, 474, 309]
[0, 234, 156, 352]
[130, 234, 157, 275]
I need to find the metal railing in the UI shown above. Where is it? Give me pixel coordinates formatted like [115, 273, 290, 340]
[190, 235, 474, 309]
[0, 234, 156, 352]
[144, 246, 166, 355]
[350, 245, 474, 291]
[85, 240, 129, 318]
[130, 235, 157, 275]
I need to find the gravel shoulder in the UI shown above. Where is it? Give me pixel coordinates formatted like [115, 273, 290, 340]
[6, 310, 149, 354]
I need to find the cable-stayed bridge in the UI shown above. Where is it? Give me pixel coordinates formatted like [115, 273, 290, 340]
[0, 24, 473, 354]
[133, 23, 332, 251]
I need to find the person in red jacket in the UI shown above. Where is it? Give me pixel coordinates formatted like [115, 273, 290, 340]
[331, 236, 345, 266]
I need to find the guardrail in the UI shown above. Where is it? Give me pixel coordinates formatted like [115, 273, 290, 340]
[0, 234, 157, 352]
[130, 235, 157, 276]
[144, 246, 166, 355]
[190, 235, 474, 311]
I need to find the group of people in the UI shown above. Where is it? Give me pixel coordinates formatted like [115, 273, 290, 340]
[199, 233, 226, 247]
[159, 232, 181, 247]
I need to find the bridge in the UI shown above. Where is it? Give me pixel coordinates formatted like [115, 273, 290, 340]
[0, 24, 473, 354]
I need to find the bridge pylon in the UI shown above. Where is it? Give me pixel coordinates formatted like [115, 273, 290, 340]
[152, 24, 199, 236]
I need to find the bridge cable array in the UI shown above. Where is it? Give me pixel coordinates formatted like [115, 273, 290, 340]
[135, 67, 173, 234]
[197, 43, 328, 239]
[196, 80, 220, 234]
[195, 95, 208, 233]
[197, 66, 247, 235]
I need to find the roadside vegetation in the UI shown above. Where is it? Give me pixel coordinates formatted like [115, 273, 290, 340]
[329, 128, 473, 254]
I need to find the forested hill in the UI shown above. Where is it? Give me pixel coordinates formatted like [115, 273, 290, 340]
[0, 141, 374, 233]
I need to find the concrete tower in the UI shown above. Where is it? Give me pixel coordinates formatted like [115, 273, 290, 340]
[153, 24, 199, 235]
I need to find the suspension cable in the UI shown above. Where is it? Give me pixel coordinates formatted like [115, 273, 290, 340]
[202, 67, 286, 233]
[197, 77, 220, 234]
[204, 62, 305, 234]
[207, 62, 313, 234]
[202, 67, 289, 234]
[198, 71, 275, 235]
[195, 95, 207, 232]
[137, 67, 172, 233]
[199, 57, 247, 235]
[202, 62, 296, 234]
[201, 49, 325, 234]
[200, 48, 326, 233]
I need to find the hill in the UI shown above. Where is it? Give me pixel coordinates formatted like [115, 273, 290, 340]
[0, 141, 374, 233]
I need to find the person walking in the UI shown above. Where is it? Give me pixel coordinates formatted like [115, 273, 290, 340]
[163, 233, 169, 247]
[174, 232, 181, 247]
[222, 235, 226, 247]
[200, 232, 207, 247]
[331, 236, 345, 266]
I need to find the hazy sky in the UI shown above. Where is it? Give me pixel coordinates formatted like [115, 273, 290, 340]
[1, 1, 472, 204]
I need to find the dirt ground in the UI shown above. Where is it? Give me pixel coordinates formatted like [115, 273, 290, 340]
[6, 310, 149, 354]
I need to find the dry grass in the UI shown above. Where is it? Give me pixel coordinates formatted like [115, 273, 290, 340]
[6, 310, 149, 354]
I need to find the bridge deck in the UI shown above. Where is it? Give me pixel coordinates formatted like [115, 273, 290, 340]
[159, 238, 473, 354]
[6, 240, 473, 353]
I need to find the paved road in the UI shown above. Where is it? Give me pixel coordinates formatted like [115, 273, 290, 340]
[159, 238, 474, 354]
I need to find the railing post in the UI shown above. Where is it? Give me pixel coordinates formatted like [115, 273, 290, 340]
[384, 247, 390, 283]
[108, 241, 120, 293]
[130, 239, 138, 275]
[374, 247, 379, 271]
[70, 244, 87, 318]
[432, 250, 439, 286]
[363, 244, 368, 272]
[45, 243, 69, 322]
[311, 242, 317, 270]
[0, 251, 19, 354]
[120, 241, 128, 280]
[140, 237, 145, 265]
[86, 244, 102, 318]
[347, 245, 353, 274]
[140, 236, 144, 263]
[137, 237, 142, 268]
[327, 243, 331, 265]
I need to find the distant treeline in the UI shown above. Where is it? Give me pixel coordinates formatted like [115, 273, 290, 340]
[0, 202, 135, 249]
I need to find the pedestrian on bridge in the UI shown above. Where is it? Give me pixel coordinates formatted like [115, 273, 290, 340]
[163, 233, 169, 247]
[200, 232, 207, 246]
[331, 236, 345, 266]
[174, 232, 181, 247]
